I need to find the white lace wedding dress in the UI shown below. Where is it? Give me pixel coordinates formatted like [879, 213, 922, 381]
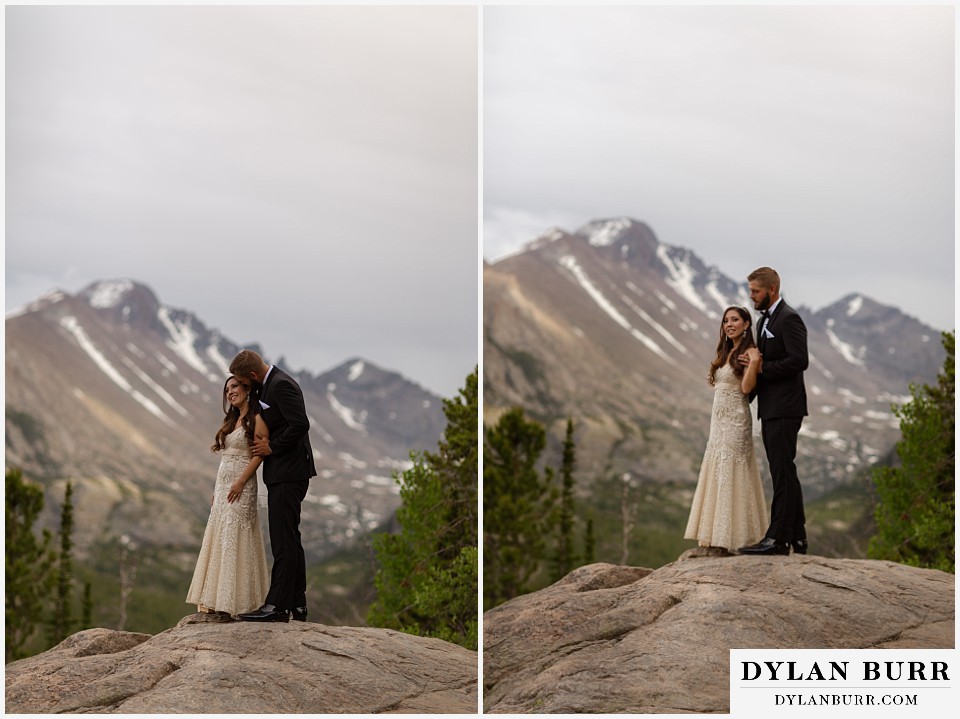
[684, 364, 768, 551]
[186, 426, 269, 615]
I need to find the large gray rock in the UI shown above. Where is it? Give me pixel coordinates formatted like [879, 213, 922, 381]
[484, 553, 954, 713]
[6, 616, 477, 713]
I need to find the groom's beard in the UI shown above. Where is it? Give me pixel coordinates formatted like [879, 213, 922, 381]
[756, 295, 772, 311]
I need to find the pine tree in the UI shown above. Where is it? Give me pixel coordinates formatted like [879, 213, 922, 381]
[584, 517, 596, 565]
[869, 331, 955, 572]
[552, 418, 577, 581]
[426, 368, 479, 554]
[81, 582, 94, 630]
[48, 481, 76, 645]
[368, 369, 478, 649]
[5, 468, 55, 662]
[483, 407, 557, 609]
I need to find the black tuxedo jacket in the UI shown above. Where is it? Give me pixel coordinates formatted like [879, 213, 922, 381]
[754, 300, 809, 420]
[257, 366, 317, 485]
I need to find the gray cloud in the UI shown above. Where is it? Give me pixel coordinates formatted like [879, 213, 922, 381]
[484, 5, 954, 331]
[6, 4, 478, 397]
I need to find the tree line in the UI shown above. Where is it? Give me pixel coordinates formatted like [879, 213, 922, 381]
[483, 411, 592, 610]
[6, 472, 92, 662]
[367, 368, 480, 649]
[869, 330, 954, 573]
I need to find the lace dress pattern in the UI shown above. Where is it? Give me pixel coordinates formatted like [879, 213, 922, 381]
[684, 364, 768, 551]
[186, 427, 269, 615]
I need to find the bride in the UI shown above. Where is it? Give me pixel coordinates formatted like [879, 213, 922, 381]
[684, 306, 768, 553]
[186, 375, 270, 617]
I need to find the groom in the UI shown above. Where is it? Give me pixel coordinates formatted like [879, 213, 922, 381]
[230, 349, 316, 621]
[738, 267, 809, 556]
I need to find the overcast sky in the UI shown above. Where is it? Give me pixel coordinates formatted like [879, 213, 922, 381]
[485, 4, 954, 332]
[5, 4, 478, 398]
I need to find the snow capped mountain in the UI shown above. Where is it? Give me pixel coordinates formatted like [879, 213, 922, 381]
[5, 279, 447, 563]
[484, 218, 945, 499]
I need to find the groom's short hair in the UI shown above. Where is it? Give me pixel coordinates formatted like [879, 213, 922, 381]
[748, 266, 780, 291]
[230, 349, 264, 378]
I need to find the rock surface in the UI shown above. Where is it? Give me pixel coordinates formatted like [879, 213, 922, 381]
[484, 553, 954, 713]
[6, 616, 477, 714]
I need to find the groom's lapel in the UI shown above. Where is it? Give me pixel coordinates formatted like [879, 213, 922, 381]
[261, 367, 278, 399]
[767, 302, 785, 332]
[761, 303, 786, 348]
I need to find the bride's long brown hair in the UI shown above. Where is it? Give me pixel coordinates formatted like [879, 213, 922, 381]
[211, 376, 259, 452]
[708, 306, 756, 386]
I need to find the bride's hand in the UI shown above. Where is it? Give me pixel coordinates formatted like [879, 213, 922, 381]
[745, 347, 761, 364]
[226, 480, 245, 503]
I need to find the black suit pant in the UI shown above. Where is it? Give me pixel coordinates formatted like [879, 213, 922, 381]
[265, 479, 309, 610]
[761, 416, 806, 543]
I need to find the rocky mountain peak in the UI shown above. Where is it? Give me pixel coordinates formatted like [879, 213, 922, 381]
[80, 278, 144, 308]
[574, 217, 660, 265]
[818, 293, 904, 326]
[79, 278, 166, 333]
[328, 357, 386, 384]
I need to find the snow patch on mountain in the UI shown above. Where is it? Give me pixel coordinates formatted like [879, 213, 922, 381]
[654, 289, 678, 312]
[838, 388, 867, 404]
[618, 291, 689, 356]
[814, 429, 848, 451]
[205, 343, 232, 377]
[846, 295, 864, 317]
[348, 361, 365, 381]
[326, 388, 368, 434]
[338, 452, 368, 469]
[825, 323, 866, 368]
[87, 280, 133, 309]
[157, 308, 219, 381]
[657, 246, 710, 315]
[877, 391, 913, 406]
[704, 281, 733, 315]
[863, 410, 898, 428]
[121, 356, 190, 417]
[808, 353, 835, 381]
[308, 414, 335, 445]
[584, 218, 632, 247]
[560, 255, 669, 360]
[377, 457, 414, 472]
[59, 315, 173, 426]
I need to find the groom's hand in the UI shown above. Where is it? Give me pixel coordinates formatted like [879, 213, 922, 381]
[251, 437, 272, 457]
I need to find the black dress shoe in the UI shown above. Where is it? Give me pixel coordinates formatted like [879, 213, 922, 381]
[237, 604, 290, 622]
[791, 539, 809, 555]
[291, 606, 308, 622]
[738, 537, 790, 555]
